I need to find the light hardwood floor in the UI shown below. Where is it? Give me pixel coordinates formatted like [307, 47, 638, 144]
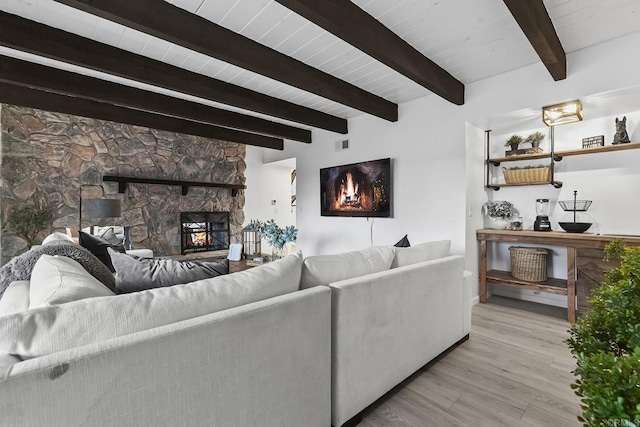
[359, 297, 582, 426]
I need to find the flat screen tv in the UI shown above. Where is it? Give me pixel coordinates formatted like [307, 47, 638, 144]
[320, 157, 391, 217]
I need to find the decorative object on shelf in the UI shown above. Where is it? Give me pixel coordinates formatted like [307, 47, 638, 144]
[566, 240, 640, 426]
[509, 246, 548, 282]
[558, 190, 593, 233]
[2, 204, 53, 248]
[242, 224, 261, 256]
[582, 135, 605, 149]
[542, 99, 583, 126]
[508, 216, 524, 231]
[503, 164, 550, 184]
[504, 134, 523, 152]
[534, 198, 552, 232]
[524, 131, 545, 149]
[482, 200, 517, 229]
[612, 116, 631, 144]
[249, 219, 298, 261]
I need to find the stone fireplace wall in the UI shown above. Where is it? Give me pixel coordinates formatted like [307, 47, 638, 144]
[1, 104, 246, 264]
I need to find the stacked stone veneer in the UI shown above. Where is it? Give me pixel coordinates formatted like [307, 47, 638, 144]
[1, 104, 246, 264]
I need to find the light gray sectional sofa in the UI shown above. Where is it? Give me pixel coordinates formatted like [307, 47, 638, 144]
[0, 240, 471, 427]
[301, 242, 472, 427]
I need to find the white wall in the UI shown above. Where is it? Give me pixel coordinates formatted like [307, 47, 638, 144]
[247, 30, 640, 305]
[243, 149, 295, 251]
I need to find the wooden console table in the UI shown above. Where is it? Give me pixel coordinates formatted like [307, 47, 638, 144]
[477, 229, 640, 323]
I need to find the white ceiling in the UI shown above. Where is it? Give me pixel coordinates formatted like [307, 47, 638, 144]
[1, 0, 640, 127]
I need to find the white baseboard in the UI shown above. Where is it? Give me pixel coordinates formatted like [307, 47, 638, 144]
[471, 296, 480, 306]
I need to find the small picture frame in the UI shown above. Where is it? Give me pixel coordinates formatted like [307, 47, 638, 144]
[227, 243, 243, 261]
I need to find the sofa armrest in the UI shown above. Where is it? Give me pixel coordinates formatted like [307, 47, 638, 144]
[2, 287, 331, 427]
[329, 255, 465, 426]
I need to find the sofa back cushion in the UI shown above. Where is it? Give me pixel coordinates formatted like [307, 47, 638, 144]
[300, 246, 395, 289]
[29, 255, 115, 308]
[391, 240, 451, 268]
[0, 252, 303, 359]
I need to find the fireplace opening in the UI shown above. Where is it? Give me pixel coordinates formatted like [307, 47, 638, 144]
[180, 212, 230, 254]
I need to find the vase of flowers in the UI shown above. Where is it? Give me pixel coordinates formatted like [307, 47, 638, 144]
[482, 200, 517, 229]
[249, 219, 298, 261]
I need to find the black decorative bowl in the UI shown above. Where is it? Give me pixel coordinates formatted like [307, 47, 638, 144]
[559, 222, 592, 233]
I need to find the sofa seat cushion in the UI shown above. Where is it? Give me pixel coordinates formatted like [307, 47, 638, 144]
[29, 255, 115, 308]
[391, 240, 451, 268]
[300, 246, 395, 289]
[0, 252, 303, 359]
[0, 281, 30, 317]
[108, 249, 229, 293]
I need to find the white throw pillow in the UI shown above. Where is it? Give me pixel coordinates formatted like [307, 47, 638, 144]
[0, 281, 30, 316]
[300, 246, 395, 289]
[0, 252, 303, 359]
[391, 240, 451, 268]
[42, 232, 75, 245]
[29, 255, 116, 308]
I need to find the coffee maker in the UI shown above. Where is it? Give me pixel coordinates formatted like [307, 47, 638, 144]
[534, 199, 551, 231]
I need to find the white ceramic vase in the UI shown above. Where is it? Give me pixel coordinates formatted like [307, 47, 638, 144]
[485, 217, 510, 229]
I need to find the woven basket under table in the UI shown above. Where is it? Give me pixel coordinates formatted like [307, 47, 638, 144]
[509, 246, 548, 282]
[503, 166, 550, 184]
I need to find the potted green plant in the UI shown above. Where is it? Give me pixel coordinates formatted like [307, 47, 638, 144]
[482, 200, 517, 229]
[2, 205, 53, 248]
[525, 131, 545, 149]
[504, 134, 523, 152]
[566, 240, 640, 426]
[249, 219, 298, 260]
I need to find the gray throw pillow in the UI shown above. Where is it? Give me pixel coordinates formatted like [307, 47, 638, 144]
[108, 249, 229, 293]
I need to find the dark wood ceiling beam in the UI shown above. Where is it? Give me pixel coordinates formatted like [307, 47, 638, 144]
[275, 0, 464, 105]
[0, 55, 310, 143]
[0, 11, 346, 134]
[502, 0, 566, 81]
[0, 82, 283, 150]
[53, 0, 398, 122]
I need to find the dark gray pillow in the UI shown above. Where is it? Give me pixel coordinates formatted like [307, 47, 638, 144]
[0, 241, 116, 299]
[108, 248, 229, 293]
[79, 231, 125, 272]
[394, 234, 411, 247]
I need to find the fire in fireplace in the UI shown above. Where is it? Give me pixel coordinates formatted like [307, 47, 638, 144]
[180, 212, 230, 254]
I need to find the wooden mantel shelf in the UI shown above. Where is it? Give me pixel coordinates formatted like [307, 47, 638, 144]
[103, 176, 246, 196]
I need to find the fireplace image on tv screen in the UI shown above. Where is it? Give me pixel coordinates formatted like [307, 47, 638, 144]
[320, 158, 391, 217]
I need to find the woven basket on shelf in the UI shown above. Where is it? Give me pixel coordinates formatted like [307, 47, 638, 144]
[503, 166, 550, 184]
[509, 246, 548, 282]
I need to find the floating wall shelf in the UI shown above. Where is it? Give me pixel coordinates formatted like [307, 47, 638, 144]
[103, 176, 246, 196]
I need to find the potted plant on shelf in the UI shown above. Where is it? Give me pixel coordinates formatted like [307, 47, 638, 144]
[566, 240, 640, 426]
[249, 219, 298, 260]
[504, 134, 523, 152]
[525, 131, 545, 150]
[482, 200, 517, 229]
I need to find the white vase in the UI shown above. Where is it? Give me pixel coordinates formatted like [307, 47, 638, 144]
[485, 217, 510, 229]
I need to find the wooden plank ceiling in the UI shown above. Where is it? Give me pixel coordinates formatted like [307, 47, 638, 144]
[0, 0, 639, 149]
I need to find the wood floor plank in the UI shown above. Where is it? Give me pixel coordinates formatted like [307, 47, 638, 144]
[359, 297, 582, 426]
